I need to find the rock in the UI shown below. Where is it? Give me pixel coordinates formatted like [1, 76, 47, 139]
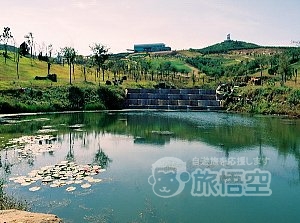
[0, 209, 63, 223]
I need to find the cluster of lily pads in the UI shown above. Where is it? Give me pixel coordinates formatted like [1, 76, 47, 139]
[5, 134, 59, 160]
[9, 160, 105, 192]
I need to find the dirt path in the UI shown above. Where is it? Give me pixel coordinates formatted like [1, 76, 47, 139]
[0, 209, 62, 223]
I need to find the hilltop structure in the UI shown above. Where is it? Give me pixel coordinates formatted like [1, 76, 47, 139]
[133, 43, 171, 53]
[226, 33, 231, 41]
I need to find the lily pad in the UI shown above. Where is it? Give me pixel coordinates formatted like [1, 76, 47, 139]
[66, 186, 76, 192]
[21, 182, 32, 186]
[29, 186, 41, 192]
[81, 183, 91, 189]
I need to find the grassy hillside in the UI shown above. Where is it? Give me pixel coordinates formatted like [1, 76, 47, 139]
[194, 40, 261, 54]
[0, 51, 95, 89]
[0, 50, 198, 90]
[0, 44, 18, 53]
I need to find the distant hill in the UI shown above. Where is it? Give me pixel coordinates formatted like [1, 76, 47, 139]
[0, 44, 18, 52]
[195, 40, 261, 54]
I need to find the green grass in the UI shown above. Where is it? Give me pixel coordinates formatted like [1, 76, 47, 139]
[170, 59, 192, 72]
[144, 57, 192, 74]
[177, 50, 202, 58]
[0, 51, 196, 90]
[0, 51, 107, 88]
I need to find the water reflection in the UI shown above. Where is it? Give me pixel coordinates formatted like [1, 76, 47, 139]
[66, 132, 75, 162]
[0, 111, 300, 223]
[93, 147, 112, 168]
[2, 149, 12, 176]
[1, 112, 300, 177]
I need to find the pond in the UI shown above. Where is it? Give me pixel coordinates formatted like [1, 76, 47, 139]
[0, 111, 300, 223]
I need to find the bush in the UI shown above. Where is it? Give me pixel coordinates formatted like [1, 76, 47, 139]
[226, 86, 300, 117]
[288, 89, 300, 106]
[84, 102, 105, 110]
[0, 85, 126, 113]
[97, 86, 125, 110]
[68, 86, 85, 110]
[0, 99, 15, 113]
[0, 180, 28, 210]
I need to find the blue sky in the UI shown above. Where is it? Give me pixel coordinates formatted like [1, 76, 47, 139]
[1, 0, 299, 55]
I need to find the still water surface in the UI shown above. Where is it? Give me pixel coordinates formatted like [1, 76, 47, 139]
[0, 111, 299, 223]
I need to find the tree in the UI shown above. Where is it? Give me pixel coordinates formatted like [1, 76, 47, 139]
[48, 44, 53, 58]
[256, 55, 267, 85]
[287, 47, 300, 63]
[76, 55, 89, 82]
[90, 43, 109, 82]
[16, 47, 20, 79]
[19, 41, 29, 56]
[61, 47, 76, 84]
[278, 53, 292, 83]
[0, 27, 13, 64]
[24, 32, 34, 63]
[46, 44, 53, 75]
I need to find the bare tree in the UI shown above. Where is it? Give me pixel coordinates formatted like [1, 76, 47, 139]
[48, 44, 53, 58]
[0, 27, 13, 64]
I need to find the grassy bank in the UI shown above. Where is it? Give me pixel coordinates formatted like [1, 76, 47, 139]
[226, 86, 300, 117]
[0, 85, 125, 114]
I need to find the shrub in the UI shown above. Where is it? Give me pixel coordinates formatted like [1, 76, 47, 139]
[0, 99, 15, 113]
[68, 86, 85, 110]
[97, 86, 125, 110]
[0, 180, 28, 210]
[84, 102, 105, 110]
[288, 89, 300, 106]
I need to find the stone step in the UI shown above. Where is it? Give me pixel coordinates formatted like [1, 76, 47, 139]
[126, 105, 223, 111]
[126, 99, 220, 107]
[124, 88, 222, 110]
[127, 88, 216, 95]
[127, 93, 216, 100]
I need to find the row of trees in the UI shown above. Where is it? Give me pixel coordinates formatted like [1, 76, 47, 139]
[60, 44, 109, 85]
[58, 49, 192, 85]
[186, 48, 300, 84]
